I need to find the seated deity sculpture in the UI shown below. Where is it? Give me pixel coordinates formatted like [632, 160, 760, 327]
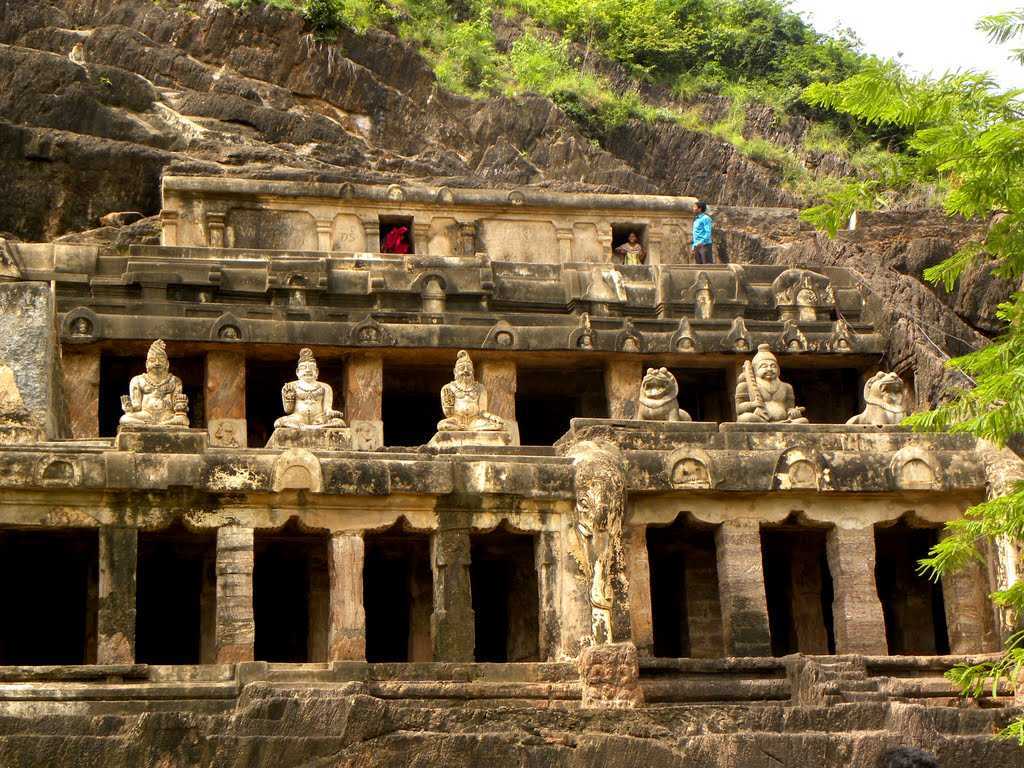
[637, 368, 692, 422]
[847, 371, 906, 426]
[437, 350, 506, 433]
[120, 339, 189, 428]
[274, 348, 346, 429]
[735, 344, 808, 424]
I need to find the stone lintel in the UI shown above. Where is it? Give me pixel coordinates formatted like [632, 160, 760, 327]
[715, 520, 772, 657]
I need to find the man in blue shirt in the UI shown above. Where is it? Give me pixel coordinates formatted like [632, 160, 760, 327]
[691, 200, 713, 264]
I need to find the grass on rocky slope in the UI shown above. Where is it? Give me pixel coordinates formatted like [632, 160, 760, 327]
[222, 0, 924, 205]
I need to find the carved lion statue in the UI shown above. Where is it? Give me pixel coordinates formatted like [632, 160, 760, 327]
[847, 371, 906, 426]
[638, 368, 692, 422]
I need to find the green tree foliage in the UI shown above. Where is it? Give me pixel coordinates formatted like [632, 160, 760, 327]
[800, 11, 1024, 741]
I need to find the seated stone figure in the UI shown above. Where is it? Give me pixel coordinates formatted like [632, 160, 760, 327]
[274, 348, 346, 429]
[120, 339, 189, 428]
[637, 368, 691, 422]
[437, 350, 506, 432]
[735, 344, 808, 424]
[847, 371, 906, 426]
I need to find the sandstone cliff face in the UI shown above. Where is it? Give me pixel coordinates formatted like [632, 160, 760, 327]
[0, 0, 1011, 402]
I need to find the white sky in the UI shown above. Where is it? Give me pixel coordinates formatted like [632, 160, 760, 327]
[790, 0, 1024, 89]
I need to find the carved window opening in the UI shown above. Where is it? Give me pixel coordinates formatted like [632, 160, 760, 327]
[254, 526, 330, 663]
[99, 351, 205, 437]
[379, 215, 415, 254]
[665, 367, 731, 422]
[611, 223, 648, 264]
[381, 363, 450, 447]
[875, 522, 950, 655]
[137, 525, 216, 665]
[245, 356, 344, 448]
[364, 524, 433, 662]
[783, 366, 860, 424]
[760, 524, 835, 656]
[470, 528, 540, 662]
[516, 367, 607, 446]
[0, 529, 98, 665]
[646, 517, 723, 658]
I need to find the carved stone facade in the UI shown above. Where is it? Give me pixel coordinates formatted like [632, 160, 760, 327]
[0, 179, 1017, 765]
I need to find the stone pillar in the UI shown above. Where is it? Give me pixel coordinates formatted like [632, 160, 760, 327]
[941, 530, 997, 653]
[315, 219, 333, 251]
[604, 360, 641, 421]
[413, 222, 430, 255]
[556, 227, 573, 263]
[62, 350, 100, 439]
[160, 210, 179, 246]
[362, 218, 381, 253]
[479, 359, 518, 445]
[344, 354, 383, 450]
[97, 526, 137, 664]
[624, 525, 654, 657]
[215, 525, 255, 664]
[430, 527, 474, 662]
[536, 529, 561, 661]
[206, 212, 226, 248]
[715, 521, 772, 657]
[328, 532, 366, 661]
[646, 222, 662, 265]
[826, 526, 888, 655]
[459, 222, 477, 256]
[206, 350, 246, 447]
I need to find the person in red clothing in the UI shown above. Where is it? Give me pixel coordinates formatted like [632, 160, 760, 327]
[382, 225, 410, 254]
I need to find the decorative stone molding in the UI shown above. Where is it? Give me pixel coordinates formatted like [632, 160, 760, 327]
[665, 447, 715, 489]
[63, 306, 101, 344]
[721, 317, 753, 352]
[350, 316, 396, 346]
[773, 447, 831, 490]
[772, 268, 835, 322]
[482, 320, 517, 349]
[775, 319, 808, 353]
[670, 317, 700, 352]
[890, 446, 942, 489]
[271, 448, 323, 492]
[210, 312, 246, 342]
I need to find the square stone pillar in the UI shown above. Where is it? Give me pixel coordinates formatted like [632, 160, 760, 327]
[430, 527, 474, 662]
[62, 350, 100, 439]
[215, 525, 255, 664]
[715, 521, 772, 657]
[97, 526, 137, 664]
[535, 529, 561, 661]
[604, 360, 642, 421]
[328, 532, 366, 661]
[826, 526, 888, 655]
[478, 359, 518, 445]
[624, 525, 654, 657]
[344, 354, 383, 450]
[940, 530, 998, 653]
[206, 350, 246, 447]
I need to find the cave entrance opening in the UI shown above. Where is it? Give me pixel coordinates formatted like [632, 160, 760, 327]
[381, 363, 450, 447]
[363, 523, 433, 662]
[254, 525, 330, 663]
[471, 527, 540, 662]
[875, 522, 950, 655]
[137, 523, 216, 665]
[515, 367, 607, 446]
[0, 528, 98, 665]
[646, 516, 723, 658]
[379, 215, 415, 254]
[761, 524, 835, 656]
[784, 367, 861, 425]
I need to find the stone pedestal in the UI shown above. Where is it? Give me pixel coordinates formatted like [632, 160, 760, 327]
[427, 429, 512, 450]
[579, 642, 644, 709]
[715, 520, 772, 657]
[206, 350, 246, 448]
[115, 425, 208, 453]
[97, 526, 137, 664]
[826, 526, 888, 655]
[479, 359, 518, 445]
[266, 426, 352, 450]
[604, 360, 642, 420]
[345, 354, 383, 450]
[215, 525, 255, 664]
[431, 527, 474, 662]
[62, 350, 100, 439]
[328, 532, 366, 661]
